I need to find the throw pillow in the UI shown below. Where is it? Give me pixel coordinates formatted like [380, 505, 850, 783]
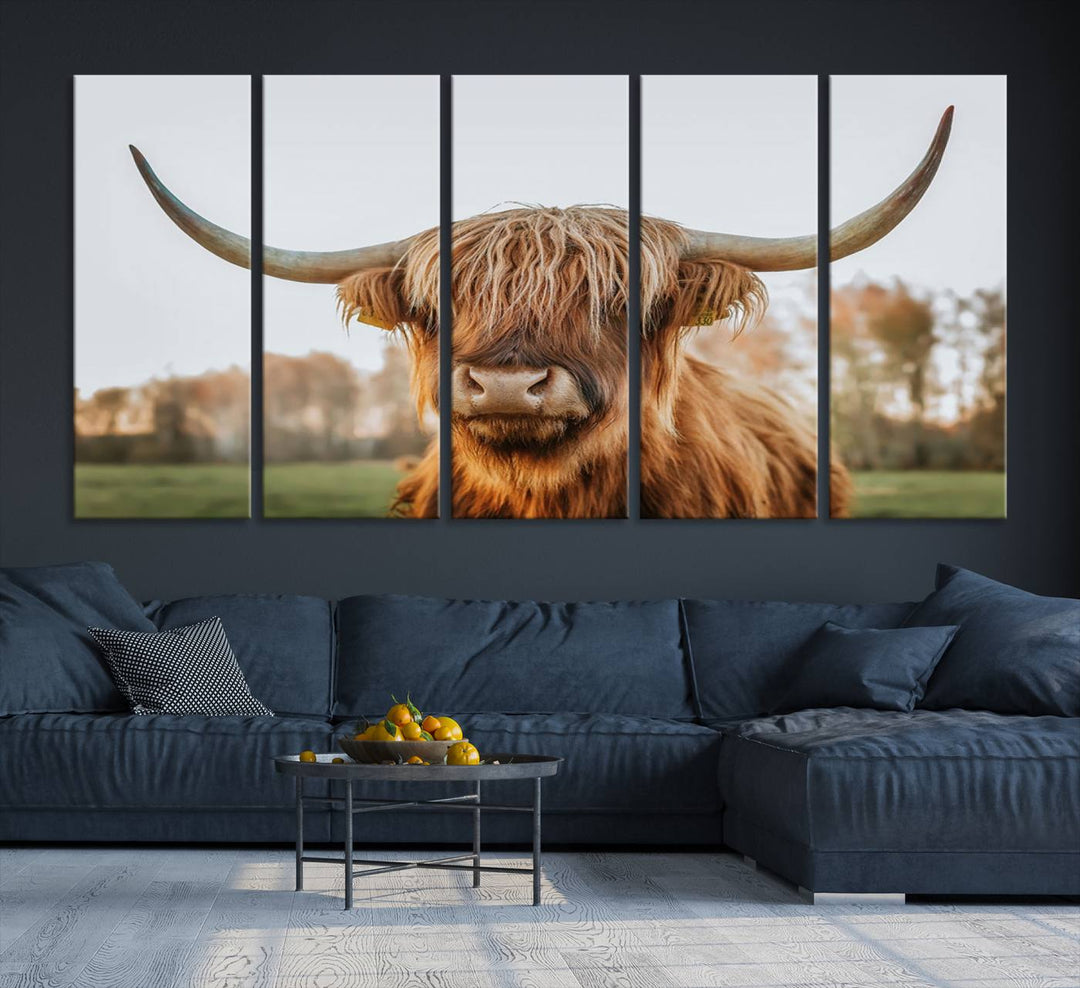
[772, 621, 959, 714]
[905, 564, 1080, 716]
[88, 617, 274, 716]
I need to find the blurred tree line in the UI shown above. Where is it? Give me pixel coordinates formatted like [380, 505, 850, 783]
[75, 343, 427, 465]
[831, 279, 1005, 472]
[264, 345, 427, 462]
[75, 367, 249, 464]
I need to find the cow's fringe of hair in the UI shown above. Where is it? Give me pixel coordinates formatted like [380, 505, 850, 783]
[390, 207, 767, 340]
[412, 207, 632, 342]
[338, 208, 767, 339]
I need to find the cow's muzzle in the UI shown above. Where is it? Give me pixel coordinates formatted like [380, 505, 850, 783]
[452, 364, 590, 420]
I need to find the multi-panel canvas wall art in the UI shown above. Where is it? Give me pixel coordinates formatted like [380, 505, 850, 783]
[451, 75, 630, 518]
[73, 74, 1006, 521]
[74, 76, 251, 518]
[641, 75, 818, 518]
[830, 76, 1006, 518]
[263, 76, 439, 518]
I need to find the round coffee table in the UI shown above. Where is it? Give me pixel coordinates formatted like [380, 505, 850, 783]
[273, 753, 562, 908]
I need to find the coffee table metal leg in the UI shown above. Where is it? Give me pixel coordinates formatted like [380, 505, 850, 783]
[295, 776, 304, 891]
[344, 779, 353, 910]
[473, 780, 481, 888]
[532, 777, 542, 906]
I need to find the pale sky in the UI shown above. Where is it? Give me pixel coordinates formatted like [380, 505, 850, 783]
[643, 74, 817, 355]
[75, 75, 250, 395]
[643, 75, 817, 306]
[832, 75, 1006, 296]
[264, 75, 439, 372]
[453, 75, 628, 217]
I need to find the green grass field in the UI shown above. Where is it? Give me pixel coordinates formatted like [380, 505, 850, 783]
[75, 464, 250, 518]
[75, 461, 406, 519]
[76, 463, 1004, 520]
[264, 461, 405, 518]
[850, 471, 1005, 518]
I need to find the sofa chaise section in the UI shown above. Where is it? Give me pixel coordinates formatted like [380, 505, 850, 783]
[718, 708, 1080, 895]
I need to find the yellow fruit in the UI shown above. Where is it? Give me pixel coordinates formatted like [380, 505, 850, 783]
[433, 716, 463, 741]
[406, 755, 424, 764]
[446, 741, 480, 766]
[370, 720, 402, 742]
[331, 757, 344, 764]
[298, 750, 317, 763]
[421, 715, 441, 734]
[354, 726, 376, 741]
[400, 721, 423, 740]
[386, 703, 412, 727]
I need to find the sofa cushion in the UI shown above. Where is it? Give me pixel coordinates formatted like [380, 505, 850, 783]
[335, 595, 691, 719]
[0, 712, 332, 811]
[772, 622, 958, 714]
[327, 712, 722, 814]
[718, 708, 1080, 853]
[681, 598, 916, 724]
[144, 594, 334, 717]
[906, 564, 1080, 716]
[0, 562, 155, 715]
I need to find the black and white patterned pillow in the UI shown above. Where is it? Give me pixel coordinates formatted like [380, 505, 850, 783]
[87, 617, 273, 717]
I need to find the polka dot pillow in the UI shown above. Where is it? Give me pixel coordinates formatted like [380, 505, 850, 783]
[88, 617, 273, 717]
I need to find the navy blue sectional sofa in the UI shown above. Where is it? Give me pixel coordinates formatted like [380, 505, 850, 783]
[1, 562, 1077, 897]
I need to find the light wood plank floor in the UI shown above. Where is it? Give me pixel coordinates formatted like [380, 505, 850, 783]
[1, 848, 1077, 987]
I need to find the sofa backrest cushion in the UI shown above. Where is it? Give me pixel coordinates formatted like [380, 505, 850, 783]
[681, 598, 916, 723]
[335, 595, 690, 720]
[0, 561, 154, 715]
[906, 564, 1080, 716]
[144, 594, 334, 718]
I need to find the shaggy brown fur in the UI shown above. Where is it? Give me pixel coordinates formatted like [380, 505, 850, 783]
[336, 206, 851, 518]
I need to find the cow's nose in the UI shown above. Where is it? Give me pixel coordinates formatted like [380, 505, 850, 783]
[455, 365, 551, 414]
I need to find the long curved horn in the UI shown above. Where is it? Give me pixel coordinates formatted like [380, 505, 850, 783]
[129, 146, 411, 283]
[682, 106, 954, 271]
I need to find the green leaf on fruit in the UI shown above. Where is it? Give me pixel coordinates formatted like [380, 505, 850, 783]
[382, 719, 398, 738]
[419, 730, 434, 741]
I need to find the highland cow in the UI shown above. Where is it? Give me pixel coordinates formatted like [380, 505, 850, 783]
[130, 106, 952, 518]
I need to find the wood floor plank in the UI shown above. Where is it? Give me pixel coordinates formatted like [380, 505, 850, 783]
[0, 858, 162, 987]
[181, 936, 284, 988]
[72, 935, 204, 988]
[199, 858, 295, 942]
[0, 864, 96, 953]
[0, 851, 45, 891]
[73, 869, 234, 988]
[562, 947, 675, 988]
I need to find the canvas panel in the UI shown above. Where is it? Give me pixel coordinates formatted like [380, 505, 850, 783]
[74, 75, 251, 518]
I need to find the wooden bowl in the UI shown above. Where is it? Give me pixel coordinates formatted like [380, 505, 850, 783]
[337, 737, 459, 765]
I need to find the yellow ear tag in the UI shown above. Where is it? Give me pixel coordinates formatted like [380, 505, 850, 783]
[693, 308, 717, 327]
[355, 308, 396, 330]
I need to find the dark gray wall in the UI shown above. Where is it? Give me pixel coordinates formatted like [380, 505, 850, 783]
[1, 0, 1076, 603]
